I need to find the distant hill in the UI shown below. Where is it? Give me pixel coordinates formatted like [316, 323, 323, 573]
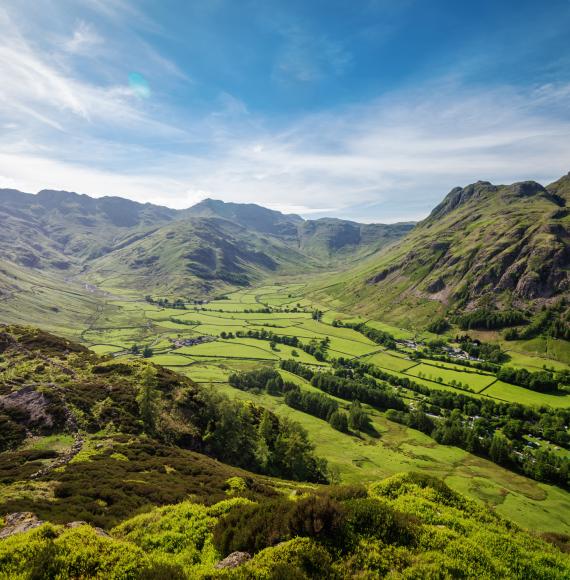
[186, 197, 303, 237]
[0, 188, 412, 297]
[312, 172, 570, 328]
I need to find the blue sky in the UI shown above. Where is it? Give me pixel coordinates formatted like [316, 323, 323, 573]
[0, 0, 569, 222]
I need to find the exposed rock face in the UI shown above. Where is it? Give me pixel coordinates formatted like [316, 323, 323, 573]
[0, 512, 44, 539]
[426, 277, 445, 293]
[215, 551, 252, 569]
[0, 513, 110, 539]
[0, 386, 60, 432]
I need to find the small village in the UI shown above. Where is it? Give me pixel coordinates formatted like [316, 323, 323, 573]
[169, 335, 216, 349]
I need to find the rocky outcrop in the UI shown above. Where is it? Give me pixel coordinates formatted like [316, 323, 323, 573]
[0, 512, 44, 539]
[426, 277, 445, 293]
[215, 551, 252, 569]
[0, 513, 110, 539]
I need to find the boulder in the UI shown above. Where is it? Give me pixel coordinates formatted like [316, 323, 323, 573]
[0, 512, 44, 539]
[215, 551, 252, 569]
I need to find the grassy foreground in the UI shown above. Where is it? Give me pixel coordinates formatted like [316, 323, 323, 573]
[1, 473, 569, 579]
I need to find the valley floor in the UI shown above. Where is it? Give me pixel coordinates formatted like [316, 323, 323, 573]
[1, 274, 570, 533]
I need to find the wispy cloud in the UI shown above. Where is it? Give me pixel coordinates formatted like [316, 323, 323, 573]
[64, 20, 103, 54]
[0, 1, 569, 222]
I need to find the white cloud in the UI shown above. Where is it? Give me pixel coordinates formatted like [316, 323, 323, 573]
[64, 21, 102, 54]
[0, 3, 569, 222]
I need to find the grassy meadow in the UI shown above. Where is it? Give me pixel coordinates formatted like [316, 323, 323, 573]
[3, 276, 569, 534]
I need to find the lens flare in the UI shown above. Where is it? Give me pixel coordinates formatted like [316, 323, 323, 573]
[128, 72, 151, 98]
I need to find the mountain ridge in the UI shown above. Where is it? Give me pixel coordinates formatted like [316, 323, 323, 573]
[0, 187, 414, 297]
[311, 172, 570, 329]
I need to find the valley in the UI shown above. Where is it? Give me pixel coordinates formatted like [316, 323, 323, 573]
[2, 181, 570, 576]
[6, 274, 569, 534]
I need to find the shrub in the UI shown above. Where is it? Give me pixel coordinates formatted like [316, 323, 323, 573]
[341, 498, 418, 549]
[240, 537, 334, 580]
[213, 495, 345, 556]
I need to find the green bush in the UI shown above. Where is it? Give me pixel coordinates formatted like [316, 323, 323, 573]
[213, 495, 345, 556]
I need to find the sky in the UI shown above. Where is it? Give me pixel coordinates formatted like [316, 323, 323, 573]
[0, 0, 569, 222]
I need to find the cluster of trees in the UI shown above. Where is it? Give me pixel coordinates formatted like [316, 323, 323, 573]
[130, 344, 153, 358]
[228, 368, 371, 435]
[312, 309, 324, 321]
[457, 336, 508, 363]
[174, 382, 328, 483]
[457, 309, 527, 330]
[284, 357, 570, 488]
[281, 360, 407, 414]
[497, 367, 558, 393]
[228, 329, 330, 361]
[505, 302, 570, 341]
[144, 296, 186, 309]
[170, 317, 200, 326]
[426, 318, 450, 334]
[339, 322, 397, 349]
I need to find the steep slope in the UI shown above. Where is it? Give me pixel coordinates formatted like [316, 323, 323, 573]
[1, 326, 569, 577]
[0, 189, 413, 301]
[85, 216, 322, 294]
[0, 325, 326, 526]
[313, 174, 570, 327]
[1, 471, 569, 578]
[187, 197, 303, 237]
[187, 197, 414, 264]
[297, 217, 414, 262]
[0, 188, 178, 268]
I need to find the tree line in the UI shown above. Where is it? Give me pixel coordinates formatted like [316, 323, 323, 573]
[282, 358, 570, 488]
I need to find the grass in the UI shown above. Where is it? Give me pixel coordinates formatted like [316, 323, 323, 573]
[4, 278, 570, 535]
[485, 381, 570, 408]
[362, 350, 418, 372]
[208, 376, 570, 534]
[406, 362, 497, 393]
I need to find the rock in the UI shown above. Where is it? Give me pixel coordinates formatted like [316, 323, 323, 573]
[0, 512, 44, 539]
[215, 551, 252, 569]
[426, 277, 445, 293]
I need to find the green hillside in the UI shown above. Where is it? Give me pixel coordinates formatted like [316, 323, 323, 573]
[1, 473, 569, 579]
[310, 175, 570, 331]
[0, 189, 412, 314]
[0, 325, 569, 578]
[2, 182, 570, 577]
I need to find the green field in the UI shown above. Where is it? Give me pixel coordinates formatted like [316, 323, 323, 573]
[201, 370, 570, 534]
[406, 362, 497, 393]
[16, 278, 567, 534]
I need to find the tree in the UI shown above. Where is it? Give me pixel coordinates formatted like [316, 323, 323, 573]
[489, 432, 511, 466]
[130, 344, 140, 355]
[137, 366, 158, 434]
[348, 401, 371, 432]
[311, 309, 323, 321]
[329, 411, 349, 433]
[142, 345, 153, 358]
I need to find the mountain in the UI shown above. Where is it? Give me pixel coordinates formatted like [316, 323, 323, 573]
[0, 188, 179, 269]
[186, 197, 303, 237]
[187, 198, 415, 263]
[297, 217, 415, 262]
[85, 215, 319, 294]
[0, 188, 412, 299]
[312, 172, 570, 327]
